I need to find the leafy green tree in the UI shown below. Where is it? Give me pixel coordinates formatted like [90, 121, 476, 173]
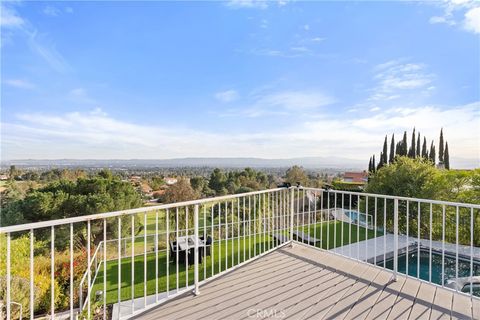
[285, 165, 308, 186]
[190, 176, 206, 193]
[208, 168, 227, 195]
[161, 178, 198, 203]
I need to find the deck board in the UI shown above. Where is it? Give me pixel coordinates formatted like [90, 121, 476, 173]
[387, 276, 421, 320]
[134, 244, 476, 320]
[430, 285, 452, 320]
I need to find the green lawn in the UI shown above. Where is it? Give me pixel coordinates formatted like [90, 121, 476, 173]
[298, 220, 380, 250]
[91, 221, 380, 305]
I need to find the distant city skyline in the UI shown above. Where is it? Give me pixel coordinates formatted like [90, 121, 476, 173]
[1, 1, 479, 168]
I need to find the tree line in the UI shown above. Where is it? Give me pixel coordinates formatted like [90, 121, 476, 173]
[368, 128, 450, 172]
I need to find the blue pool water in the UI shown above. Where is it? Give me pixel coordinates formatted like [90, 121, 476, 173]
[381, 249, 480, 296]
[344, 210, 367, 224]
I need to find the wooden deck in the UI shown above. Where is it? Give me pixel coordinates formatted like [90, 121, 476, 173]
[135, 244, 479, 320]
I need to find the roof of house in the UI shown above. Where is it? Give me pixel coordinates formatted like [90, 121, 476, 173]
[343, 171, 368, 183]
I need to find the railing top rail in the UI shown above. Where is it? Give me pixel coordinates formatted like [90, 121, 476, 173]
[0, 187, 286, 234]
[297, 186, 480, 209]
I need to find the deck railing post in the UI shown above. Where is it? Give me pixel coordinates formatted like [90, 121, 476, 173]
[194, 204, 200, 296]
[290, 187, 295, 247]
[393, 198, 399, 281]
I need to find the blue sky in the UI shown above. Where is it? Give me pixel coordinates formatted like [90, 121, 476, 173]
[1, 1, 479, 167]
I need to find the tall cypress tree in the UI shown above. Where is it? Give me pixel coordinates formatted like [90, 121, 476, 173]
[416, 132, 421, 157]
[389, 134, 395, 163]
[402, 131, 408, 156]
[444, 142, 450, 170]
[372, 155, 376, 173]
[382, 136, 388, 164]
[368, 157, 372, 172]
[377, 152, 384, 170]
[439, 128, 444, 164]
[421, 137, 427, 158]
[429, 141, 436, 164]
[408, 128, 416, 158]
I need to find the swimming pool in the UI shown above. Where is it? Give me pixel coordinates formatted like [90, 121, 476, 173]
[380, 249, 480, 296]
[344, 210, 368, 224]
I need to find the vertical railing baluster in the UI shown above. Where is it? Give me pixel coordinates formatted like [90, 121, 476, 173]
[393, 198, 398, 281]
[327, 190, 330, 250]
[51, 226, 55, 319]
[320, 190, 323, 248]
[455, 206, 459, 291]
[87, 220, 91, 318]
[225, 201, 228, 270]
[204, 205, 207, 281]
[334, 192, 337, 249]
[6, 232, 11, 320]
[31, 229, 35, 320]
[341, 193, 344, 254]
[218, 203, 221, 273]
[429, 203, 433, 283]
[470, 207, 474, 297]
[117, 217, 121, 320]
[243, 197, 246, 262]
[131, 215, 135, 313]
[210, 204, 214, 276]
[248, 196, 252, 259]
[103, 219, 107, 320]
[158, 210, 161, 300]
[374, 197, 377, 265]
[144, 212, 147, 307]
[176, 208, 179, 291]
[349, 194, 352, 252]
[357, 195, 360, 260]
[262, 193, 265, 253]
[231, 200, 234, 267]
[194, 204, 200, 295]
[406, 201, 409, 275]
[417, 202, 420, 279]
[237, 198, 240, 266]
[186, 207, 189, 286]
[290, 188, 294, 245]
[383, 198, 387, 268]
[308, 190, 311, 246]
[442, 205, 445, 287]
[302, 189, 305, 244]
[253, 195, 256, 256]
[366, 196, 369, 262]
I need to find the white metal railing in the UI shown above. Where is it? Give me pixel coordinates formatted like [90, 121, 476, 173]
[1, 186, 479, 320]
[0, 188, 290, 319]
[292, 187, 480, 300]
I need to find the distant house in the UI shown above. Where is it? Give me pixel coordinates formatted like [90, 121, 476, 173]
[0, 174, 9, 180]
[165, 177, 178, 185]
[342, 171, 368, 184]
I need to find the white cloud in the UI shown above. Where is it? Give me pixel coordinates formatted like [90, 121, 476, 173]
[43, 6, 60, 17]
[3, 79, 35, 89]
[214, 90, 239, 102]
[464, 7, 480, 33]
[0, 4, 24, 27]
[2, 102, 478, 168]
[225, 0, 268, 9]
[429, 16, 456, 26]
[369, 60, 434, 102]
[256, 91, 335, 110]
[303, 24, 310, 31]
[65, 7, 74, 14]
[427, 1, 480, 34]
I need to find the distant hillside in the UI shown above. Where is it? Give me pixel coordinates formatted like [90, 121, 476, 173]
[1, 157, 366, 170]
